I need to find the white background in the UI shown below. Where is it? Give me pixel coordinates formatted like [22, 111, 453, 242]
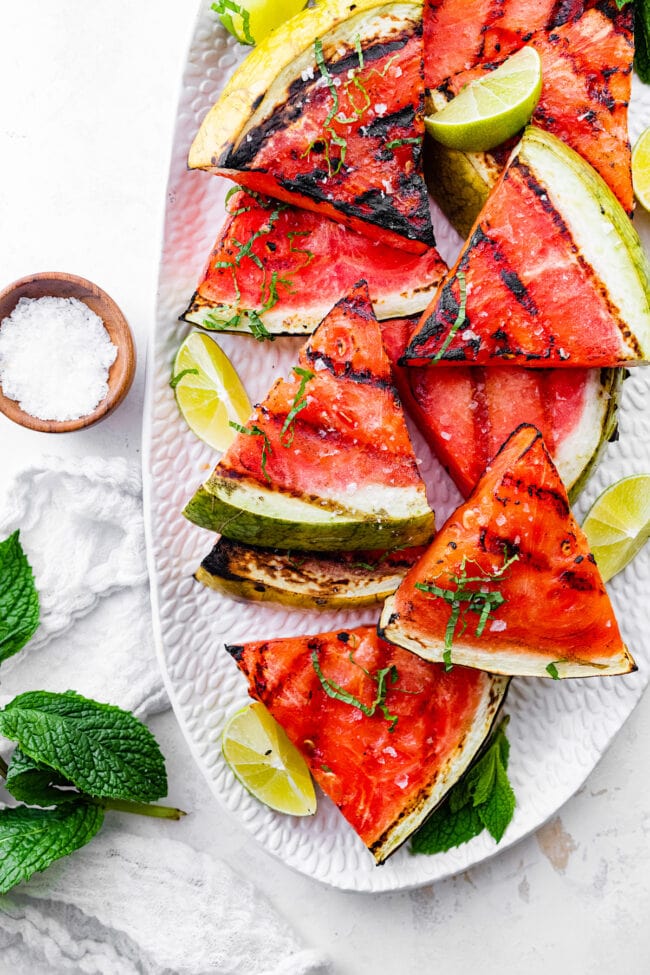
[1, 2, 650, 972]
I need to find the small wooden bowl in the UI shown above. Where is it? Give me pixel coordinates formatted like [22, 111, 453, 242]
[0, 271, 136, 433]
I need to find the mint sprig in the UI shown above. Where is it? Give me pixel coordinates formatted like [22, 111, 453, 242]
[0, 530, 39, 664]
[411, 717, 515, 855]
[0, 803, 104, 895]
[0, 690, 184, 894]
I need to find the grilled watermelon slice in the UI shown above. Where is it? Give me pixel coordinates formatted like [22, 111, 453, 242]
[196, 539, 427, 609]
[184, 282, 435, 550]
[405, 128, 650, 368]
[183, 190, 447, 336]
[189, 0, 434, 254]
[226, 625, 509, 862]
[426, 4, 634, 234]
[380, 424, 636, 678]
[382, 317, 622, 502]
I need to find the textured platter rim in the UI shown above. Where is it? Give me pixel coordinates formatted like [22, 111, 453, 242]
[143, 0, 650, 893]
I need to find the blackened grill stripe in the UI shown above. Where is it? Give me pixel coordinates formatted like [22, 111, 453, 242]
[499, 269, 539, 315]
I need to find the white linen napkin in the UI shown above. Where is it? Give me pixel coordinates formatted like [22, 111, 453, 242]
[0, 458, 330, 975]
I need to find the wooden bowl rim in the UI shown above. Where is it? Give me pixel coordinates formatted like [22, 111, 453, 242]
[0, 271, 136, 433]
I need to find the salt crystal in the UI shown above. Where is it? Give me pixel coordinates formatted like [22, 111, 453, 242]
[373, 103, 387, 116]
[395, 772, 409, 790]
[440, 431, 451, 441]
[0, 296, 117, 421]
[490, 619, 507, 632]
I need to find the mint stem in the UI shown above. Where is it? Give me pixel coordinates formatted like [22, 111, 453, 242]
[97, 798, 186, 820]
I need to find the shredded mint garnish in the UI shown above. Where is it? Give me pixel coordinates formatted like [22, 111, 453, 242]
[432, 272, 468, 363]
[229, 421, 273, 481]
[411, 717, 515, 855]
[546, 662, 561, 680]
[311, 646, 416, 732]
[169, 367, 199, 389]
[415, 549, 518, 671]
[280, 367, 314, 447]
[211, 0, 254, 45]
[0, 690, 184, 895]
[385, 137, 421, 150]
[0, 531, 40, 665]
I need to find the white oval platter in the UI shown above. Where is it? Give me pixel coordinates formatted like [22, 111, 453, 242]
[143, 0, 650, 892]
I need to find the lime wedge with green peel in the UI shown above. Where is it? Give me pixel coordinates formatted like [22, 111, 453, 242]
[172, 332, 252, 452]
[425, 47, 543, 152]
[632, 128, 650, 212]
[213, 0, 306, 46]
[582, 475, 650, 582]
[222, 702, 317, 816]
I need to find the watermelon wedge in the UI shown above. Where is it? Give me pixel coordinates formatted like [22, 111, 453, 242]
[379, 424, 636, 678]
[426, 4, 634, 234]
[189, 0, 434, 254]
[382, 316, 622, 502]
[183, 190, 448, 336]
[404, 128, 650, 368]
[184, 282, 435, 551]
[196, 539, 427, 609]
[226, 625, 509, 862]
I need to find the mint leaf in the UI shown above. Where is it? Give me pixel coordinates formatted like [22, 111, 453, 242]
[411, 800, 484, 855]
[5, 748, 79, 807]
[411, 717, 516, 855]
[477, 753, 516, 843]
[0, 801, 103, 894]
[636, 1, 650, 84]
[0, 531, 39, 664]
[0, 691, 167, 803]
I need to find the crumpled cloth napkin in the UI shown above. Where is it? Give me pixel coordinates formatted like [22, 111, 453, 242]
[0, 457, 329, 975]
[0, 828, 328, 975]
[0, 455, 167, 716]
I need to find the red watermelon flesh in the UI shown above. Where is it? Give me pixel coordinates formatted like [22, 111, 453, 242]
[183, 190, 448, 335]
[424, 0, 584, 91]
[381, 319, 619, 501]
[213, 23, 434, 254]
[435, 5, 634, 214]
[226, 625, 508, 862]
[380, 424, 636, 678]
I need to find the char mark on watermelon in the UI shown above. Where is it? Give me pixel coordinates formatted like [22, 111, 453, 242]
[226, 624, 509, 862]
[189, 3, 434, 253]
[379, 423, 636, 678]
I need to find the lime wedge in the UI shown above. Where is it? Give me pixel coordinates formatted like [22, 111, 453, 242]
[222, 702, 317, 816]
[582, 475, 650, 582]
[172, 332, 252, 452]
[425, 47, 543, 152]
[214, 0, 306, 46]
[632, 127, 650, 212]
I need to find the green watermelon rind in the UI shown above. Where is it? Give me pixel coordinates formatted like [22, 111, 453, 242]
[183, 476, 435, 552]
[565, 367, 623, 503]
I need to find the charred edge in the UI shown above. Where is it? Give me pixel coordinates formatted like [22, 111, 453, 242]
[404, 278, 461, 357]
[225, 643, 245, 662]
[278, 173, 434, 245]
[327, 30, 416, 79]
[499, 269, 539, 316]
[200, 541, 244, 583]
[303, 347, 392, 389]
[337, 631, 351, 643]
[499, 471, 570, 518]
[226, 98, 306, 169]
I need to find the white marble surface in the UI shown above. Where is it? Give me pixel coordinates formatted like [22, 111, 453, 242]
[1, 2, 650, 972]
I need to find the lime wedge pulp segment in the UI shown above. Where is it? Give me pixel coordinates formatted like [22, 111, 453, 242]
[632, 127, 650, 213]
[582, 475, 650, 582]
[172, 331, 252, 452]
[222, 702, 317, 816]
[425, 46, 543, 152]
